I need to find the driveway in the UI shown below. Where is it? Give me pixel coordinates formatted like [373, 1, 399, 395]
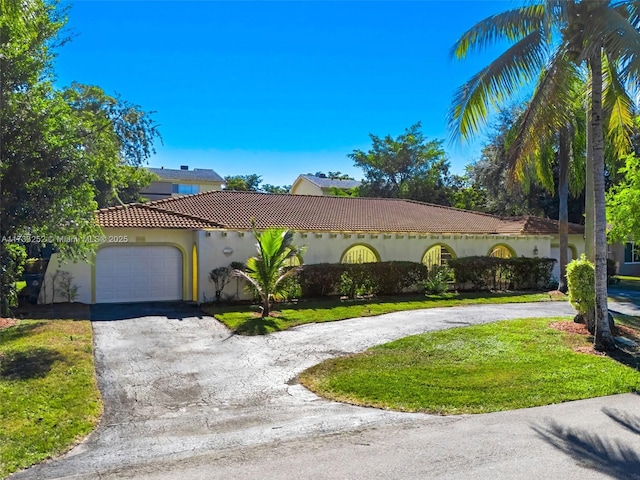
[12, 301, 640, 479]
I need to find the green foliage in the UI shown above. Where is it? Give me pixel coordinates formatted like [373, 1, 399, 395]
[223, 174, 262, 192]
[422, 265, 453, 295]
[232, 223, 304, 317]
[448, 256, 555, 291]
[300, 262, 428, 298]
[566, 255, 595, 316]
[349, 122, 454, 206]
[0, 243, 26, 312]
[0, 2, 160, 261]
[56, 271, 79, 303]
[607, 154, 640, 243]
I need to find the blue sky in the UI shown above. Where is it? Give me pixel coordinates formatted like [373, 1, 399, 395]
[54, 0, 513, 186]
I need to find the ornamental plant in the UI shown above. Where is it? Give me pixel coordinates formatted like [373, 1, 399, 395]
[566, 255, 595, 316]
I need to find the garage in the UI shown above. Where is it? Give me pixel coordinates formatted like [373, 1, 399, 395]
[95, 246, 183, 303]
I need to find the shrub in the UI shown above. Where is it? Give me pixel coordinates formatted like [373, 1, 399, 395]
[423, 265, 453, 295]
[209, 266, 232, 302]
[448, 256, 555, 291]
[566, 255, 595, 316]
[56, 271, 80, 302]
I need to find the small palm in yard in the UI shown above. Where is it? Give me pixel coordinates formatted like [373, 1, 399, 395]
[232, 222, 304, 318]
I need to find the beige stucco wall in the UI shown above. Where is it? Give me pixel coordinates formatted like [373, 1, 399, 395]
[290, 178, 322, 196]
[40, 228, 197, 304]
[196, 229, 558, 302]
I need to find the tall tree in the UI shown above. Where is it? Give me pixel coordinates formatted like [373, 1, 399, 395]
[349, 122, 454, 205]
[449, 0, 640, 351]
[0, 1, 160, 268]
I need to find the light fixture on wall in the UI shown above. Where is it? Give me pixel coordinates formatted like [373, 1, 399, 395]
[533, 245, 539, 257]
[223, 246, 233, 256]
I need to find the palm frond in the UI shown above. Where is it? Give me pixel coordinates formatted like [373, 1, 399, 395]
[449, 30, 549, 141]
[506, 50, 582, 182]
[451, 5, 547, 59]
[602, 53, 636, 156]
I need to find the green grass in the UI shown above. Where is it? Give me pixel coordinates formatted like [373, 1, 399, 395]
[0, 320, 102, 477]
[612, 275, 640, 291]
[15, 280, 26, 292]
[299, 317, 640, 415]
[204, 292, 563, 335]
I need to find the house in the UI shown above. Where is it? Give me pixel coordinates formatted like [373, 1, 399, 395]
[609, 241, 640, 277]
[290, 174, 362, 196]
[140, 165, 224, 201]
[41, 191, 584, 304]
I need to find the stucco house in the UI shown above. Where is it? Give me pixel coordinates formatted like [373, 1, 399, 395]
[290, 174, 362, 196]
[609, 241, 640, 277]
[41, 191, 584, 304]
[140, 166, 224, 201]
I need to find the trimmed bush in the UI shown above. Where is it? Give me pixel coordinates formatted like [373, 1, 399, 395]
[299, 261, 428, 298]
[566, 255, 595, 316]
[448, 256, 555, 291]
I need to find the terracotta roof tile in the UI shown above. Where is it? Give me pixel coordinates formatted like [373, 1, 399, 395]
[91, 191, 575, 235]
[96, 204, 221, 229]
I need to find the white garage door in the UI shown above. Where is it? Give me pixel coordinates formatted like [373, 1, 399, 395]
[96, 246, 183, 303]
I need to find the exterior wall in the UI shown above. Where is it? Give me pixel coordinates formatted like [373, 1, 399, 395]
[40, 228, 197, 304]
[290, 178, 322, 196]
[549, 234, 586, 283]
[197, 230, 554, 303]
[610, 242, 640, 277]
[141, 180, 223, 201]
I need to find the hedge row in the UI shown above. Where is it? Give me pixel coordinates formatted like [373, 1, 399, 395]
[298, 261, 428, 298]
[447, 256, 556, 291]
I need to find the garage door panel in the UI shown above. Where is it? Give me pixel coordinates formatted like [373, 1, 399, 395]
[96, 246, 183, 303]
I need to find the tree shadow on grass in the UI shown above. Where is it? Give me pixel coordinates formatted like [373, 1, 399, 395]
[0, 321, 47, 343]
[234, 317, 280, 335]
[0, 348, 64, 380]
[532, 406, 640, 480]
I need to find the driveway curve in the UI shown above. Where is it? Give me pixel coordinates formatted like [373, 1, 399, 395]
[12, 301, 640, 479]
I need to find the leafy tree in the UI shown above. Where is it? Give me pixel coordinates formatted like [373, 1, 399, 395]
[448, 1, 640, 351]
[0, 0, 159, 317]
[607, 153, 640, 243]
[349, 122, 454, 205]
[262, 184, 290, 194]
[309, 171, 354, 180]
[223, 174, 262, 191]
[232, 223, 304, 318]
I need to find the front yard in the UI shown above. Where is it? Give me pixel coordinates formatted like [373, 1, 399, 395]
[204, 291, 563, 335]
[299, 317, 640, 415]
[0, 320, 101, 478]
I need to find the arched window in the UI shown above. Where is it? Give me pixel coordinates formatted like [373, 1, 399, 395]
[422, 244, 455, 269]
[341, 244, 379, 264]
[489, 244, 515, 258]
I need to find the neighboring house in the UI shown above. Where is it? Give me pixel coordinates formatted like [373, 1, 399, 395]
[140, 165, 224, 201]
[290, 174, 362, 196]
[41, 191, 584, 304]
[609, 241, 640, 277]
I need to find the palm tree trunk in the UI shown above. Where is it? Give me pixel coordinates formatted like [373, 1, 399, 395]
[585, 110, 595, 263]
[558, 126, 570, 292]
[590, 51, 616, 351]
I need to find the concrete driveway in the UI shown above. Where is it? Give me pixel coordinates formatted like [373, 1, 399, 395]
[12, 301, 640, 479]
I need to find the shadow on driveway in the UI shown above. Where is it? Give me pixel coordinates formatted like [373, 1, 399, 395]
[90, 302, 205, 321]
[532, 396, 640, 480]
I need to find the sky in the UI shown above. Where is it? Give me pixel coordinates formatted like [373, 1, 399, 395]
[54, 0, 514, 187]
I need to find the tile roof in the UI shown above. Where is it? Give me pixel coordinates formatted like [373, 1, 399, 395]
[148, 167, 224, 183]
[95, 191, 583, 236]
[300, 174, 362, 189]
[96, 204, 222, 229]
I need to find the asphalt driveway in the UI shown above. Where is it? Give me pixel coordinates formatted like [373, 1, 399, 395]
[11, 300, 640, 479]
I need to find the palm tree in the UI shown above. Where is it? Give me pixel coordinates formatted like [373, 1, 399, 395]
[232, 222, 304, 318]
[448, 1, 640, 351]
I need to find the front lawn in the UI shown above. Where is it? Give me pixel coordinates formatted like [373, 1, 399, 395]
[203, 291, 563, 335]
[0, 320, 102, 477]
[299, 317, 640, 415]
